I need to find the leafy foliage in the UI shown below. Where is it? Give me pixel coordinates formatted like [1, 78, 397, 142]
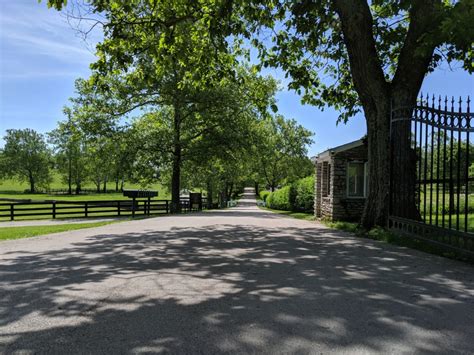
[266, 175, 315, 213]
[2, 129, 51, 193]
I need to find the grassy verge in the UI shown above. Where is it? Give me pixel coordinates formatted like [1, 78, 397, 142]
[323, 220, 474, 264]
[0, 221, 120, 241]
[258, 206, 315, 221]
[260, 205, 473, 263]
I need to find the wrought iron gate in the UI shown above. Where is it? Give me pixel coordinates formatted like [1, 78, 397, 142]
[389, 94, 474, 256]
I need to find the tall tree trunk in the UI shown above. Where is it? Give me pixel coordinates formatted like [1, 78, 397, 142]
[103, 178, 107, 193]
[360, 103, 391, 228]
[206, 180, 213, 209]
[254, 182, 259, 195]
[29, 172, 35, 193]
[115, 177, 119, 192]
[170, 106, 182, 213]
[68, 156, 72, 195]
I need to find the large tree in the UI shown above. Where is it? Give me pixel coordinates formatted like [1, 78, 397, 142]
[2, 129, 51, 193]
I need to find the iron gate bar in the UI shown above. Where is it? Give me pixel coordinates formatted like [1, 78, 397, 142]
[390, 93, 472, 253]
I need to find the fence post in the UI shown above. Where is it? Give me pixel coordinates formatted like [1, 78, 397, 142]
[85, 201, 88, 218]
[147, 197, 151, 216]
[118, 201, 121, 216]
[132, 197, 136, 218]
[52, 202, 56, 219]
[10, 204, 14, 221]
[166, 200, 169, 214]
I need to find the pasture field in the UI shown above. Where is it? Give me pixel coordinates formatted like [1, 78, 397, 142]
[0, 174, 169, 201]
[418, 188, 474, 233]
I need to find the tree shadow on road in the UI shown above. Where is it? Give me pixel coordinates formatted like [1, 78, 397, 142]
[1, 223, 473, 353]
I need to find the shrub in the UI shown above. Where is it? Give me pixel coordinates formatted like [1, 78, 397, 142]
[267, 185, 292, 210]
[291, 176, 315, 213]
[266, 175, 315, 214]
[259, 190, 271, 202]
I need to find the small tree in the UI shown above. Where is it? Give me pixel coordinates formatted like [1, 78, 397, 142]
[48, 108, 89, 194]
[2, 129, 51, 193]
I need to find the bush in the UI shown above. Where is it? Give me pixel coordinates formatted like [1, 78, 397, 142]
[291, 176, 315, 213]
[259, 190, 271, 202]
[267, 185, 292, 210]
[266, 175, 315, 214]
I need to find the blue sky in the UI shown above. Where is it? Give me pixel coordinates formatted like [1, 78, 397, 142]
[1, 1, 473, 156]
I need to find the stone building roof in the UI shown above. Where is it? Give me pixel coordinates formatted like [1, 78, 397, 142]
[315, 139, 365, 162]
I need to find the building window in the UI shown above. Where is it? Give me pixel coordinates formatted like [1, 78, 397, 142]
[323, 163, 331, 197]
[326, 164, 331, 196]
[347, 161, 367, 198]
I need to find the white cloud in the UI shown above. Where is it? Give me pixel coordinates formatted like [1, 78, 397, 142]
[0, 0, 101, 66]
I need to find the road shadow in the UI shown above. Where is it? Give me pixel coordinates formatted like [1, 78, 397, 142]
[1, 223, 473, 353]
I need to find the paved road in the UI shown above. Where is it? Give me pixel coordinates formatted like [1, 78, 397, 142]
[1, 188, 473, 354]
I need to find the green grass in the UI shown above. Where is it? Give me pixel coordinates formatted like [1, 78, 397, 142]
[258, 205, 315, 221]
[0, 221, 118, 241]
[0, 175, 169, 201]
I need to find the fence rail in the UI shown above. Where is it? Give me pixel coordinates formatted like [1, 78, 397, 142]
[0, 197, 207, 221]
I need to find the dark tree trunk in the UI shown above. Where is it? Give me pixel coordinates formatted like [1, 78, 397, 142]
[360, 103, 392, 228]
[115, 177, 119, 192]
[206, 180, 213, 209]
[120, 178, 124, 192]
[29, 173, 35, 193]
[170, 106, 182, 213]
[102, 178, 107, 193]
[254, 182, 259, 195]
[68, 155, 72, 195]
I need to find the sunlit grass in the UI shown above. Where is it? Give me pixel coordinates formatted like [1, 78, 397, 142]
[0, 221, 119, 241]
[258, 206, 315, 221]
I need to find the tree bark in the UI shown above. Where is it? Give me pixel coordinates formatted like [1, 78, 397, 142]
[29, 172, 35, 193]
[170, 105, 182, 213]
[68, 156, 72, 195]
[206, 180, 213, 209]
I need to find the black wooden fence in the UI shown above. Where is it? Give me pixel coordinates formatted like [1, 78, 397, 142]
[0, 197, 207, 221]
[389, 94, 474, 256]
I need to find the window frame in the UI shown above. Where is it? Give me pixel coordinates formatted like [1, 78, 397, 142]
[346, 160, 368, 198]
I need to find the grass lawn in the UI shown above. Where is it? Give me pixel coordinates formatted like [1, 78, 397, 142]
[0, 221, 118, 241]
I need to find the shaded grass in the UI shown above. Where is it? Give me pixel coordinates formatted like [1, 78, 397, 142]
[0, 221, 119, 241]
[323, 220, 474, 264]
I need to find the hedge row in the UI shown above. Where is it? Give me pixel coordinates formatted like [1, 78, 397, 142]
[265, 176, 315, 213]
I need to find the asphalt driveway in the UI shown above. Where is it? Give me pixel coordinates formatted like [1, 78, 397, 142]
[1, 188, 473, 354]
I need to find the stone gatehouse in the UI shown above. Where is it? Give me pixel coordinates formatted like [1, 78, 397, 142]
[314, 139, 368, 221]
